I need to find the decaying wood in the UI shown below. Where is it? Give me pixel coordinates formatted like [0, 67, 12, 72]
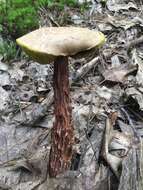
[49, 56, 74, 177]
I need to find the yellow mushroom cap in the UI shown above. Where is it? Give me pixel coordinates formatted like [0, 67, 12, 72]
[16, 27, 105, 64]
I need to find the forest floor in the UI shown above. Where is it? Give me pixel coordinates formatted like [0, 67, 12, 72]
[0, 0, 143, 189]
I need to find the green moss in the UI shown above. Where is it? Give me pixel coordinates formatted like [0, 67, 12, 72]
[0, 0, 82, 39]
[0, 40, 17, 62]
[0, 0, 38, 39]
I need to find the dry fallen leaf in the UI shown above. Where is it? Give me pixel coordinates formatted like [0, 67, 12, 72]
[102, 112, 132, 178]
[102, 64, 138, 83]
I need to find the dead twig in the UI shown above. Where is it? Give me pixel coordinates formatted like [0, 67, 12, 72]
[74, 56, 100, 81]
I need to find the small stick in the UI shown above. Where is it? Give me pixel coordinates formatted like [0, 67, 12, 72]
[74, 56, 100, 81]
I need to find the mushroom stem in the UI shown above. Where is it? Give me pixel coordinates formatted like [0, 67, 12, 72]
[49, 56, 74, 177]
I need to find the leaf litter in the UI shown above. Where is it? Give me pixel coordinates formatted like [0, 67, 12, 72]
[0, 0, 143, 189]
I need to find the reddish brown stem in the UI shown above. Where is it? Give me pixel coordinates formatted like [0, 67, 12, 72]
[49, 56, 74, 177]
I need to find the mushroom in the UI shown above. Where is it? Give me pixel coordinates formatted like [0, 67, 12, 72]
[16, 27, 105, 177]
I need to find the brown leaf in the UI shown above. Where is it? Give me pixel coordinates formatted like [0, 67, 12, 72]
[102, 64, 138, 83]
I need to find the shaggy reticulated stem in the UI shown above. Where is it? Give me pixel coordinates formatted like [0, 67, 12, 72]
[49, 56, 74, 177]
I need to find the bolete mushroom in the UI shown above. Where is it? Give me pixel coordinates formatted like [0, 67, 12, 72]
[16, 27, 105, 177]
